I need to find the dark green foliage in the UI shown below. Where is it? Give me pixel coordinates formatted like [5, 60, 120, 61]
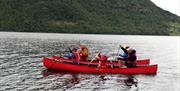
[0, 0, 180, 35]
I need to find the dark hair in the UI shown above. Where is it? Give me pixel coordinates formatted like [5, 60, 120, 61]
[129, 49, 136, 55]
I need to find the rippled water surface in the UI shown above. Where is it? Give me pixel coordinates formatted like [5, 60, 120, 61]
[0, 32, 180, 91]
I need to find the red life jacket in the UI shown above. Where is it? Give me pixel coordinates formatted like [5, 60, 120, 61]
[97, 54, 108, 68]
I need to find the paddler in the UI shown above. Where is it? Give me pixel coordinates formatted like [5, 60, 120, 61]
[62, 48, 78, 59]
[77, 45, 89, 61]
[116, 45, 130, 67]
[125, 49, 137, 68]
[118, 45, 137, 68]
[95, 53, 108, 68]
[118, 45, 131, 61]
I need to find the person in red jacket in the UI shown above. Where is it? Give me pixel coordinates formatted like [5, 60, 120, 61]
[96, 53, 108, 68]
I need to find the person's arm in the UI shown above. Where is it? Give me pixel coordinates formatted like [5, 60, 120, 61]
[68, 47, 73, 53]
[121, 46, 128, 54]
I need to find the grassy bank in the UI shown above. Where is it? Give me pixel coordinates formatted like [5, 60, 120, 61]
[0, 0, 180, 35]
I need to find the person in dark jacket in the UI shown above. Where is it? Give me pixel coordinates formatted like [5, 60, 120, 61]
[125, 49, 137, 68]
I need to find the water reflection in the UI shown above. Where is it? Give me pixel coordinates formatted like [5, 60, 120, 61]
[42, 70, 139, 90]
[99, 75, 107, 80]
[124, 76, 138, 87]
[42, 70, 82, 84]
[69, 74, 80, 84]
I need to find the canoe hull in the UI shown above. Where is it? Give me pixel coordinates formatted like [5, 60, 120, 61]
[42, 57, 158, 74]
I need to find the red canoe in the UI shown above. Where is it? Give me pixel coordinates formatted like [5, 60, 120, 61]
[51, 55, 150, 67]
[42, 57, 158, 74]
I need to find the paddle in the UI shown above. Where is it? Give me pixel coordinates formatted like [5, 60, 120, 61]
[50, 46, 78, 69]
[116, 45, 122, 68]
[81, 50, 101, 69]
[80, 51, 101, 73]
[88, 51, 101, 65]
[68, 47, 73, 53]
[116, 45, 121, 56]
[61, 45, 76, 56]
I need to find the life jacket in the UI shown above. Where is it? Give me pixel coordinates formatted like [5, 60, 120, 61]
[98, 54, 108, 61]
[80, 47, 88, 57]
[97, 54, 108, 68]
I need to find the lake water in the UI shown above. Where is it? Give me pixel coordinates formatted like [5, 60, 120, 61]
[0, 32, 179, 91]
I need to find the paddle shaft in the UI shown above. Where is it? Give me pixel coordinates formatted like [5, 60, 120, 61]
[116, 45, 121, 67]
[87, 51, 101, 66]
[81, 51, 101, 73]
[116, 45, 121, 59]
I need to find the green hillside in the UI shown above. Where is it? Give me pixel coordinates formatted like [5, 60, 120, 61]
[0, 0, 180, 35]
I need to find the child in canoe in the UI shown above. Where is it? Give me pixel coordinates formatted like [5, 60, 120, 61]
[95, 53, 108, 68]
[62, 45, 89, 62]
